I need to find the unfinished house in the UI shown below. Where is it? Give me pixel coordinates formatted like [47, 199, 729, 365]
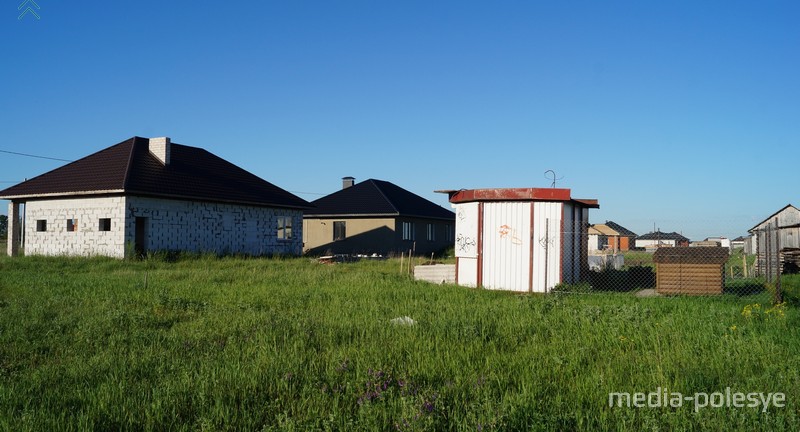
[588, 221, 637, 252]
[1, 136, 311, 258]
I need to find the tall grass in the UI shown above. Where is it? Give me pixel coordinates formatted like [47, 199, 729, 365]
[0, 255, 798, 431]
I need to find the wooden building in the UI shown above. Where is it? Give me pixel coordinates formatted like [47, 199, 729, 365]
[748, 204, 800, 279]
[654, 247, 729, 295]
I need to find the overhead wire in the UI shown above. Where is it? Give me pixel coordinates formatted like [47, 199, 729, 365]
[0, 149, 73, 162]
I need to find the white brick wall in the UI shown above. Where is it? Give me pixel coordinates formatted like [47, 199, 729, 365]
[22, 195, 303, 258]
[125, 196, 303, 257]
[24, 196, 127, 258]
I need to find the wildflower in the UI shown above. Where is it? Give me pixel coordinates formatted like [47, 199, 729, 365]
[742, 303, 762, 320]
[729, 325, 737, 331]
[765, 302, 786, 320]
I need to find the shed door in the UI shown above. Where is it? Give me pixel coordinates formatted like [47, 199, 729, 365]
[481, 202, 532, 292]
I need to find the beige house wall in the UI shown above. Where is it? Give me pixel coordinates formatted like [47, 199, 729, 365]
[303, 217, 396, 255]
[303, 216, 454, 256]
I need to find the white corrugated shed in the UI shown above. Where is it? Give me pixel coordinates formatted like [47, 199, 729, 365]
[442, 188, 598, 293]
[482, 201, 532, 291]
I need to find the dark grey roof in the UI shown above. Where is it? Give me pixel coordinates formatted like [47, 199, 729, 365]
[305, 179, 455, 220]
[0, 136, 311, 209]
[637, 231, 690, 242]
[604, 221, 637, 237]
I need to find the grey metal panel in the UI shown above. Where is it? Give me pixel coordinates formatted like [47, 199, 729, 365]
[454, 202, 479, 258]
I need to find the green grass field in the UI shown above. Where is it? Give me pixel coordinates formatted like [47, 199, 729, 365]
[1, 255, 799, 431]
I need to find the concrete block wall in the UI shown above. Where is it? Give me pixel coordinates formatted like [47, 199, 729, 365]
[24, 197, 127, 257]
[414, 264, 456, 284]
[125, 196, 303, 256]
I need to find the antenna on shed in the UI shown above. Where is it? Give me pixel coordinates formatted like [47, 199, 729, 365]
[544, 170, 563, 188]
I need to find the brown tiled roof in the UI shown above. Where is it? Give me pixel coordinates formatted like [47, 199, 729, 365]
[653, 247, 729, 265]
[305, 179, 455, 220]
[604, 221, 637, 237]
[0, 137, 311, 209]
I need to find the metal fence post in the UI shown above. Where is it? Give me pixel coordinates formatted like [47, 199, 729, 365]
[775, 225, 782, 304]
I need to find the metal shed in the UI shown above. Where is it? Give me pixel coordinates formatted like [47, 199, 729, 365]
[440, 188, 599, 293]
[653, 247, 729, 295]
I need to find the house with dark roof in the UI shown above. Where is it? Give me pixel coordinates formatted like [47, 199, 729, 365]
[634, 230, 690, 249]
[588, 220, 637, 252]
[1, 136, 311, 258]
[302, 177, 455, 256]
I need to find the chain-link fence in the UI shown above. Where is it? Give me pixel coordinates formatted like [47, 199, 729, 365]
[557, 224, 797, 302]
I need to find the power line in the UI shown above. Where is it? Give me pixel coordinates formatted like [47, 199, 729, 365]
[289, 190, 327, 196]
[0, 149, 73, 162]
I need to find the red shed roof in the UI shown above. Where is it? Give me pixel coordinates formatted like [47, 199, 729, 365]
[437, 187, 599, 208]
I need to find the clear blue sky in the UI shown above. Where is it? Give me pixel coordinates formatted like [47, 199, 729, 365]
[2, 1, 798, 240]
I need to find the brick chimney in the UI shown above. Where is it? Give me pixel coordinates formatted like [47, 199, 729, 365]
[149, 137, 171, 166]
[342, 176, 355, 189]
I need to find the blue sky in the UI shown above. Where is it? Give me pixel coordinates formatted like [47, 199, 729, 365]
[1, 1, 798, 240]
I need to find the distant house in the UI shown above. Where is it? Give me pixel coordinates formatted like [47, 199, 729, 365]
[302, 177, 455, 256]
[1, 136, 311, 258]
[748, 204, 800, 278]
[732, 235, 756, 254]
[588, 225, 604, 252]
[588, 221, 636, 252]
[635, 230, 690, 249]
[702, 237, 731, 250]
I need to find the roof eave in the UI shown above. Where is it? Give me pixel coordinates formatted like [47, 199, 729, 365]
[303, 212, 454, 220]
[0, 189, 312, 210]
[748, 204, 799, 232]
[572, 198, 600, 209]
[0, 189, 126, 200]
[126, 191, 313, 210]
[303, 212, 401, 218]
